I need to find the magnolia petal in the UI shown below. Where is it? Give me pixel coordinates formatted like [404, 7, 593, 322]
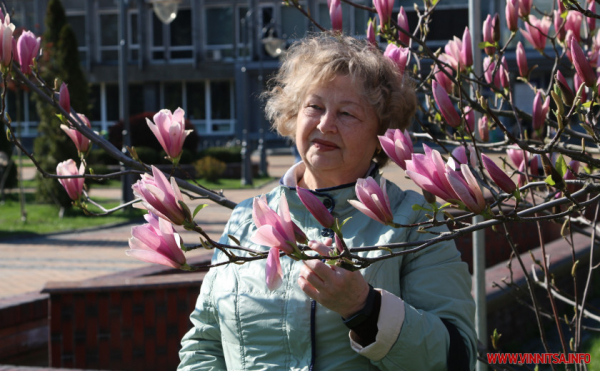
[348, 199, 384, 224]
[126, 249, 182, 269]
[265, 247, 283, 291]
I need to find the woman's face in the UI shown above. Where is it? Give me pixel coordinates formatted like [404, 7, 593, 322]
[295, 74, 380, 189]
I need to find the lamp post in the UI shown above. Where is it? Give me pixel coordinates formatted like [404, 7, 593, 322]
[148, 0, 180, 24]
[118, 0, 132, 204]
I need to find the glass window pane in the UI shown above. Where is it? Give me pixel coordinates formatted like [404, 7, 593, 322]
[212, 123, 231, 132]
[153, 51, 165, 59]
[106, 85, 120, 122]
[130, 13, 139, 45]
[186, 82, 206, 120]
[89, 85, 101, 121]
[98, 0, 117, 9]
[171, 50, 193, 59]
[101, 50, 118, 62]
[67, 15, 86, 47]
[194, 123, 207, 134]
[129, 85, 144, 116]
[262, 7, 274, 30]
[100, 14, 118, 46]
[282, 6, 306, 39]
[206, 8, 233, 45]
[170, 9, 192, 46]
[153, 13, 164, 46]
[238, 7, 249, 43]
[210, 81, 230, 119]
[164, 83, 183, 113]
[63, 0, 85, 10]
[354, 6, 367, 36]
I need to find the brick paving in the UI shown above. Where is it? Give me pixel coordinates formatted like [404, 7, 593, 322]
[3, 150, 508, 300]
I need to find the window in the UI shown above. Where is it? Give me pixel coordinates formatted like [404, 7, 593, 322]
[67, 14, 87, 65]
[129, 12, 140, 62]
[281, 5, 307, 39]
[205, 6, 235, 59]
[5, 90, 38, 136]
[150, 8, 194, 61]
[176, 81, 235, 134]
[99, 13, 119, 62]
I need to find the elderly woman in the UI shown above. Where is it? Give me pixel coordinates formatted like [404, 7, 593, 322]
[179, 34, 476, 371]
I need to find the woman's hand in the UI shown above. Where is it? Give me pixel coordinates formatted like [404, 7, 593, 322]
[298, 239, 370, 319]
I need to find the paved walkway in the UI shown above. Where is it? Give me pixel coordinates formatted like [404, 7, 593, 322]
[0, 153, 422, 300]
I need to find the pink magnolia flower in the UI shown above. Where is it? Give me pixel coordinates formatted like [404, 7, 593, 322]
[373, 0, 395, 26]
[348, 177, 394, 226]
[449, 144, 477, 170]
[132, 166, 189, 226]
[588, 1, 596, 33]
[16, 30, 40, 75]
[59, 83, 70, 114]
[499, 57, 510, 88]
[461, 27, 473, 68]
[483, 14, 496, 55]
[506, 0, 519, 32]
[397, 6, 410, 46]
[483, 56, 497, 87]
[56, 159, 85, 201]
[532, 91, 550, 131]
[574, 73, 588, 103]
[61, 113, 92, 154]
[384, 43, 409, 76]
[479, 116, 490, 142]
[297, 187, 334, 228]
[127, 212, 187, 270]
[446, 164, 486, 214]
[565, 11, 583, 43]
[265, 247, 283, 290]
[570, 39, 597, 88]
[481, 154, 517, 194]
[516, 42, 529, 78]
[464, 107, 475, 132]
[0, 14, 14, 67]
[367, 19, 377, 47]
[444, 38, 461, 70]
[557, 0, 566, 14]
[521, 15, 551, 51]
[432, 80, 461, 128]
[328, 0, 342, 32]
[405, 145, 459, 202]
[450, 146, 467, 170]
[146, 108, 193, 164]
[519, 0, 532, 17]
[251, 195, 297, 254]
[434, 59, 454, 94]
[554, 10, 566, 42]
[507, 146, 529, 169]
[378, 128, 413, 170]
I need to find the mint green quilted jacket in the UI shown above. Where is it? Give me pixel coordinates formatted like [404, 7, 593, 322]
[179, 172, 477, 371]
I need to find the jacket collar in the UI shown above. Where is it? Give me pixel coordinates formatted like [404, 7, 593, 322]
[278, 161, 380, 218]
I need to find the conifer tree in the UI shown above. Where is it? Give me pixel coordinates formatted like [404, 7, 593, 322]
[33, 0, 88, 208]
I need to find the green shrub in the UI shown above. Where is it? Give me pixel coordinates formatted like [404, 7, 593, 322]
[198, 146, 241, 164]
[135, 146, 161, 164]
[87, 149, 119, 165]
[194, 156, 226, 182]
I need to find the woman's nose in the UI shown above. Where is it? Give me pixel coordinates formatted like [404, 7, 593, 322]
[316, 111, 338, 133]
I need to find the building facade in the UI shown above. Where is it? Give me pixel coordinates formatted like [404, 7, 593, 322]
[5, 0, 559, 149]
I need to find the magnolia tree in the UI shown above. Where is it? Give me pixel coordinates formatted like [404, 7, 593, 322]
[4, 0, 600, 366]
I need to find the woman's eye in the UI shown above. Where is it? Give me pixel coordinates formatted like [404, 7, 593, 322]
[341, 111, 354, 118]
[309, 105, 322, 110]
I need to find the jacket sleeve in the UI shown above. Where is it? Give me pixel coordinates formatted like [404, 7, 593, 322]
[178, 267, 227, 371]
[350, 200, 477, 371]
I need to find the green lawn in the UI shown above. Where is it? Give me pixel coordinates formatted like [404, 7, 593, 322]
[583, 334, 600, 370]
[0, 193, 144, 238]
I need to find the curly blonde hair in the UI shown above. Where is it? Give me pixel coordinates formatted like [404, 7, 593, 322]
[263, 32, 417, 167]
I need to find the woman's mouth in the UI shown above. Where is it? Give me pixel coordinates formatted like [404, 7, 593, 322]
[312, 139, 339, 151]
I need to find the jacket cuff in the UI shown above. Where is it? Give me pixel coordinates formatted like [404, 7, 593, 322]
[348, 289, 405, 361]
